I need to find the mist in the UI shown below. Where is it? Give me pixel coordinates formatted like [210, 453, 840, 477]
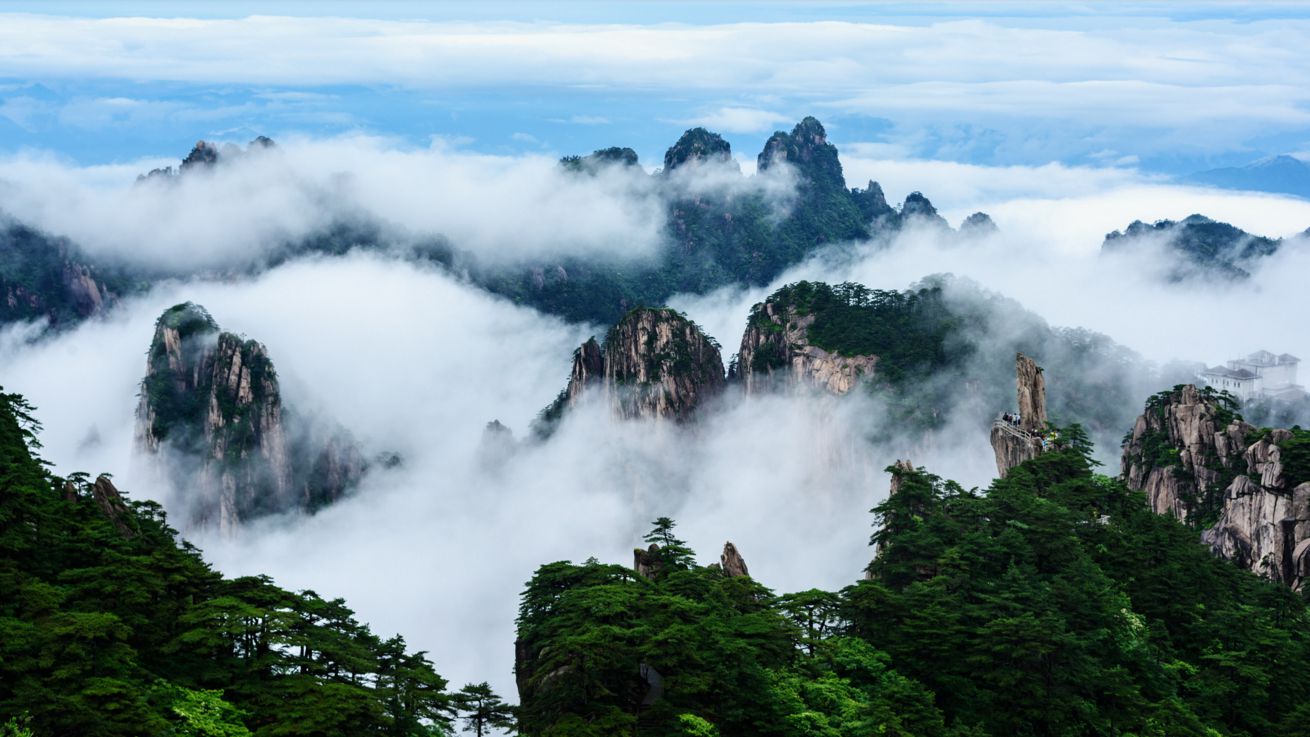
[3, 146, 1310, 710]
[0, 135, 797, 274]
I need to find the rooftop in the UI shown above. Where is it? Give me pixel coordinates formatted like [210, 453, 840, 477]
[1202, 366, 1258, 380]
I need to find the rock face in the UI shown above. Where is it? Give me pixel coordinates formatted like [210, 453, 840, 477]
[549, 308, 725, 423]
[734, 297, 877, 396]
[1123, 385, 1310, 589]
[91, 475, 136, 538]
[989, 354, 1049, 478]
[1201, 479, 1310, 588]
[720, 542, 750, 578]
[135, 302, 364, 530]
[1120, 384, 1251, 522]
[0, 220, 123, 329]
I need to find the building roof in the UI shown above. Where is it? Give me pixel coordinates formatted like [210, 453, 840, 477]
[1203, 366, 1258, 380]
[1236, 350, 1300, 367]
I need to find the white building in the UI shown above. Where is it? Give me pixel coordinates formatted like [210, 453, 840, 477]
[1199, 350, 1303, 402]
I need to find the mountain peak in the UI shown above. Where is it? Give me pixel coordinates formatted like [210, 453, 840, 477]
[663, 127, 733, 171]
[756, 116, 844, 191]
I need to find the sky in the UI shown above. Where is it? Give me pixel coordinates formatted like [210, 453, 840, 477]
[2, 2, 1310, 173]
[3, 0, 1310, 720]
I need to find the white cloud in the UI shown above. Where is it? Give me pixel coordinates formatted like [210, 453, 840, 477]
[0, 136, 672, 270]
[676, 106, 790, 134]
[1, 14, 1309, 137]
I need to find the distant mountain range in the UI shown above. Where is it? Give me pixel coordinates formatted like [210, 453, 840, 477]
[1184, 154, 1310, 199]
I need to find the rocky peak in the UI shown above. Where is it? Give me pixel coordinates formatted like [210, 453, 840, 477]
[1120, 384, 1251, 522]
[140, 136, 276, 181]
[91, 475, 136, 538]
[560, 146, 640, 175]
[733, 287, 878, 396]
[1101, 214, 1280, 280]
[135, 302, 363, 530]
[757, 116, 845, 192]
[663, 128, 733, 171]
[900, 192, 950, 230]
[852, 180, 897, 224]
[180, 140, 220, 170]
[959, 212, 998, 235]
[546, 308, 725, 424]
[989, 353, 1049, 478]
[720, 542, 750, 578]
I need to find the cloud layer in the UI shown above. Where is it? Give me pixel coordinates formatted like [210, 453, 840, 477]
[4, 12, 1310, 166]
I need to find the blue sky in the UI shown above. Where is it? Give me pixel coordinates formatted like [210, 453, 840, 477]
[1, 2, 1309, 175]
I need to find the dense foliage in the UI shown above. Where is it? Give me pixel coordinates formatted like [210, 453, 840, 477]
[0, 389, 452, 736]
[1102, 214, 1281, 280]
[516, 438, 1310, 736]
[749, 281, 965, 386]
[0, 220, 137, 329]
[744, 278, 1164, 451]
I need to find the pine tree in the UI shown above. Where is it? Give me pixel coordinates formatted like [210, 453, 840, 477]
[453, 682, 515, 737]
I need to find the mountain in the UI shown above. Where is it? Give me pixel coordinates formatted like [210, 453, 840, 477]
[1121, 384, 1310, 588]
[536, 307, 725, 430]
[0, 387, 452, 736]
[726, 278, 1163, 454]
[1, 116, 982, 336]
[1101, 213, 1285, 280]
[515, 438, 1310, 735]
[0, 216, 135, 330]
[1184, 154, 1310, 199]
[135, 302, 365, 529]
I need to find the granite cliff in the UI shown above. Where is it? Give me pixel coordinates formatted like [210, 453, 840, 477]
[135, 302, 364, 530]
[1122, 385, 1310, 588]
[540, 307, 725, 427]
[989, 353, 1050, 478]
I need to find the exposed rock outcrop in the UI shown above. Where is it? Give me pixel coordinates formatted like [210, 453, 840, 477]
[545, 308, 725, 424]
[720, 542, 750, 578]
[1120, 384, 1251, 521]
[1123, 384, 1310, 588]
[91, 475, 136, 538]
[1201, 479, 1310, 588]
[867, 459, 916, 578]
[0, 220, 123, 329]
[634, 544, 661, 579]
[989, 354, 1049, 478]
[734, 297, 877, 395]
[134, 302, 365, 530]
